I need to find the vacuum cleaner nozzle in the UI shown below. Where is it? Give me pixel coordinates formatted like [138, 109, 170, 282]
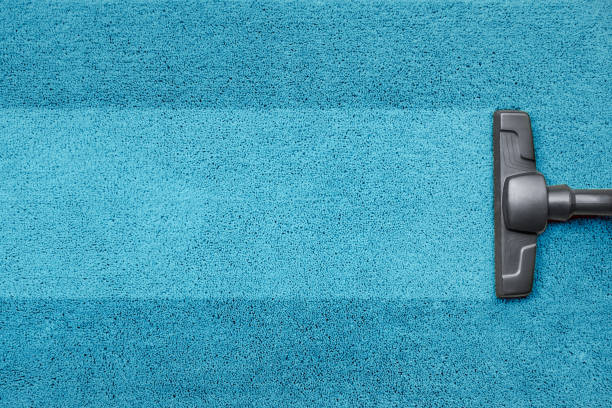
[493, 110, 612, 298]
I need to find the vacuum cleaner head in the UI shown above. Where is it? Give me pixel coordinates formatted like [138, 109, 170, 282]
[493, 110, 611, 298]
[493, 111, 540, 298]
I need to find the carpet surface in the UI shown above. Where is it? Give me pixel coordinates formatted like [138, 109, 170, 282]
[1, 0, 611, 406]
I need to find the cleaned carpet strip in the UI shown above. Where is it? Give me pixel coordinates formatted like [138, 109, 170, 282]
[1, 109, 609, 299]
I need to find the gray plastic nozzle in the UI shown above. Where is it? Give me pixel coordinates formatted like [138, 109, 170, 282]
[494, 110, 612, 298]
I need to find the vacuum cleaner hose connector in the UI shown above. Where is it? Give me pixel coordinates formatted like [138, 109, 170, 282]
[548, 185, 612, 221]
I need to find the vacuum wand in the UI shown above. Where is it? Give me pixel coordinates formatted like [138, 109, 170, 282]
[548, 186, 612, 220]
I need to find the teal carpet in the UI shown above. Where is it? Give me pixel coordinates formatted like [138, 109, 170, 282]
[1, 1, 611, 406]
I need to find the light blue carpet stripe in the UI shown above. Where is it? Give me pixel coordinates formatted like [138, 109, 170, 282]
[2, 108, 610, 300]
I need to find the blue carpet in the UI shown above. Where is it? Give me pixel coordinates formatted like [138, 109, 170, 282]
[0, 0, 611, 406]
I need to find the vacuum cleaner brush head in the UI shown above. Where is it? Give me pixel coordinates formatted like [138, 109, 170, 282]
[493, 110, 612, 298]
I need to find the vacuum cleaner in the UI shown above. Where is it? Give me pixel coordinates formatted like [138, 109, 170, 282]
[493, 110, 612, 298]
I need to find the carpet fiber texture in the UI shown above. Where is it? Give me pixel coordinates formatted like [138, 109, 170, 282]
[0, 0, 611, 406]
